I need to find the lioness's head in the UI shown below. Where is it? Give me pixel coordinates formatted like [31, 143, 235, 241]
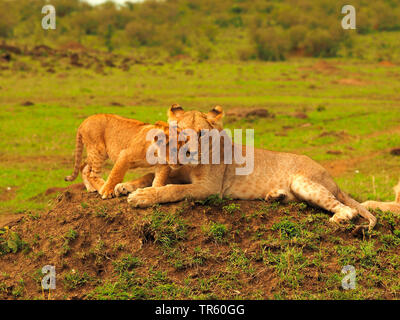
[166, 104, 226, 167]
[167, 104, 224, 131]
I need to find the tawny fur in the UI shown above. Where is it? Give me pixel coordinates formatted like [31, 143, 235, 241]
[362, 181, 400, 214]
[120, 106, 376, 230]
[65, 114, 178, 199]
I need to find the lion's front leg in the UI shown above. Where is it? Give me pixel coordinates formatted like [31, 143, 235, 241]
[114, 173, 155, 197]
[127, 184, 213, 207]
[99, 151, 131, 199]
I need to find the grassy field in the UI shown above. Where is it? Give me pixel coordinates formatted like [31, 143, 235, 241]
[1, 30, 400, 300]
[1, 51, 400, 216]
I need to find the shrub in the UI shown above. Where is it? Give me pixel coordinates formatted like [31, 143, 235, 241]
[251, 26, 290, 61]
[303, 28, 341, 57]
[125, 20, 156, 46]
[288, 25, 308, 51]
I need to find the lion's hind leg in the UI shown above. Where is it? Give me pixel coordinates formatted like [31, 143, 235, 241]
[290, 175, 358, 224]
[82, 164, 96, 192]
[86, 146, 107, 192]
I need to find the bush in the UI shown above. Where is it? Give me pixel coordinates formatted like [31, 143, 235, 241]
[237, 45, 256, 61]
[303, 28, 341, 57]
[125, 20, 157, 46]
[288, 25, 308, 51]
[251, 26, 290, 61]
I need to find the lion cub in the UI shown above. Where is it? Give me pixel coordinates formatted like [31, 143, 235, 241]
[65, 113, 180, 199]
[362, 180, 400, 214]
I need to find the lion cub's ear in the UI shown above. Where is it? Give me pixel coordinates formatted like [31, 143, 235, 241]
[207, 105, 224, 128]
[168, 104, 184, 122]
[154, 121, 170, 137]
[154, 120, 169, 128]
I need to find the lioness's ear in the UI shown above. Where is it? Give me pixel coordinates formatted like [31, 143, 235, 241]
[207, 105, 224, 127]
[168, 104, 184, 122]
[207, 105, 224, 120]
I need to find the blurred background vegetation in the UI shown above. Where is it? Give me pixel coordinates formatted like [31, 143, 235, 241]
[1, 0, 400, 62]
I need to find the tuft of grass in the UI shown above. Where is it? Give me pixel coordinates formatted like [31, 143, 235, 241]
[222, 203, 241, 215]
[265, 246, 308, 289]
[271, 218, 301, 240]
[358, 241, 378, 267]
[228, 246, 255, 275]
[196, 194, 225, 206]
[113, 255, 142, 274]
[61, 229, 78, 256]
[63, 270, 92, 291]
[203, 221, 228, 243]
[0, 229, 30, 256]
[142, 207, 187, 249]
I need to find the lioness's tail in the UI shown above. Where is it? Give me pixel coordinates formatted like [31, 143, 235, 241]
[64, 130, 83, 182]
[337, 190, 377, 230]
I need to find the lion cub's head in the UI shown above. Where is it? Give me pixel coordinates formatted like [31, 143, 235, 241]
[149, 120, 185, 168]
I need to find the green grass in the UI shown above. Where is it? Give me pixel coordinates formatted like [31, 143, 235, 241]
[142, 206, 187, 249]
[1, 33, 400, 217]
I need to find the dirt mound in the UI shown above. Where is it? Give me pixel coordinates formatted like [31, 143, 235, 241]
[0, 185, 399, 300]
[390, 148, 400, 156]
[226, 108, 275, 122]
[379, 61, 396, 67]
[0, 43, 22, 55]
[337, 78, 366, 86]
[301, 61, 339, 74]
[59, 42, 87, 52]
[30, 45, 56, 57]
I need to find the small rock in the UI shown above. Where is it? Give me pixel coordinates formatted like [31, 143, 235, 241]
[326, 150, 343, 155]
[390, 148, 400, 156]
[293, 112, 308, 119]
[21, 101, 34, 106]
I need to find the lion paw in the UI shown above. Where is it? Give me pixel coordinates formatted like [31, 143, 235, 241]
[99, 185, 115, 199]
[114, 183, 131, 197]
[265, 189, 287, 202]
[128, 188, 158, 208]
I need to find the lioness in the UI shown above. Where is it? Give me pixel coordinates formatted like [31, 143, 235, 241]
[65, 113, 182, 199]
[362, 180, 400, 214]
[123, 105, 377, 230]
